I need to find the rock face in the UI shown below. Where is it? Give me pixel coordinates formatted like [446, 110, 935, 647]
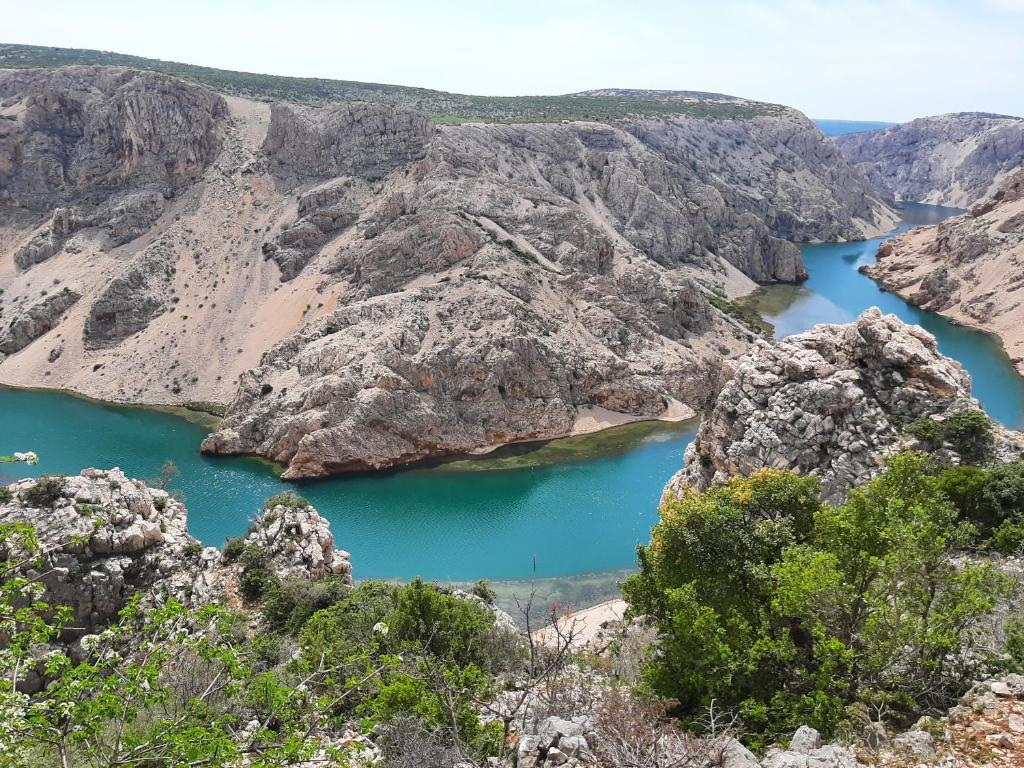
[667, 308, 996, 501]
[0, 468, 355, 659]
[0, 469, 196, 642]
[0, 287, 80, 356]
[0, 66, 226, 209]
[0, 65, 895, 475]
[865, 168, 1024, 376]
[836, 112, 1024, 207]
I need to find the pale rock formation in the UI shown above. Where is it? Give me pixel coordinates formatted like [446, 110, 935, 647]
[865, 168, 1024, 376]
[237, 502, 353, 582]
[0, 468, 196, 640]
[836, 112, 1024, 207]
[0, 287, 80, 356]
[666, 308, 1020, 502]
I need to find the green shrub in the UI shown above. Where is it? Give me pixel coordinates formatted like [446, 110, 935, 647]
[263, 491, 309, 510]
[469, 580, 496, 604]
[982, 461, 1024, 523]
[944, 410, 994, 464]
[238, 545, 278, 603]
[0, 486, 12, 503]
[937, 465, 994, 530]
[222, 536, 246, 562]
[153, 495, 168, 511]
[990, 520, 1024, 555]
[23, 475, 66, 508]
[623, 453, 1013, 743]
[905, 416, 945, 448]
[262, 576, 352, 634]
[183, 541, 204, 558]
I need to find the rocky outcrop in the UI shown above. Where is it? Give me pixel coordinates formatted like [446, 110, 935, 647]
[0, 467, 357, 689]
[262, 102, 434, 181]
[13, 190, 165, 269]
[0, 66, 226, 210]
[82, 238, 175, 347]
[836, 112, 1024, 207]
[865, 168, 1024, 375]
[0, 287, 80, 356]
[667, 308, 1019, 501]
[237, 501, 352, 582]
[0, 468, 197, 643]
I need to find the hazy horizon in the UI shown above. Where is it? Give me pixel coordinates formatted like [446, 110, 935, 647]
[3, 0, 1024, 122]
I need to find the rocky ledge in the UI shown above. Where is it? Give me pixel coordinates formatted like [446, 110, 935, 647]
[667, 308, 1023, 501]
[865, 168, 1024, 376]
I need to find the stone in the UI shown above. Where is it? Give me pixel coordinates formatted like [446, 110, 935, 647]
[892, 730, 935, 758]
[544, 747, 568, 766]
[720, 738, 760, 768]
[557, 735, 588, 758]
[985, 732, 1014, 749]
[790, 725, 823, 753]
[836, 113, 1024, 207]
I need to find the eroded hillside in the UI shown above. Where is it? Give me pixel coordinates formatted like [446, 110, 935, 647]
[0, 64, 895, 476]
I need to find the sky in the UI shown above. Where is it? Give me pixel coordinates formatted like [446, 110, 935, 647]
[2, 0, 1023, 122]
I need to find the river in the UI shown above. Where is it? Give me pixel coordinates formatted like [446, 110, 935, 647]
[2, 203, 1022, 583]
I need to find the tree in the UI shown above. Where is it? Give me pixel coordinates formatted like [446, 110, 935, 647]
[624, 455, 1016, 743]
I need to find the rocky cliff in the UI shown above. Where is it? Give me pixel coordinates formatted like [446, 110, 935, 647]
[836, 112, 1024, 207]
[865, 169, 1024, 376]
[666, 308, 1024, 501]
[0, 64, 895, 476]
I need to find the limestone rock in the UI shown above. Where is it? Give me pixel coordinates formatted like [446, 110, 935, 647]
[236, 502, 353, 582]
[836, 112, 1024, 207]
[0, 468, 197, 643]
[0, 66, 226, 210]
[864, 168, 1024, 377]
[0, 287, 80, 356]
[262, 101, 435, 181]
[667, 308, 1012, 501]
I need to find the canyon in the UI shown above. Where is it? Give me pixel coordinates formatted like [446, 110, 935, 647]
[0, 57, 895, 477]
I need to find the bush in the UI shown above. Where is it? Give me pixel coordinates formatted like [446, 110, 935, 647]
[262, 575, 352, 634]
[0, 486, 11, 503]
[937, 465, 994, 529]
[222, 536, 246, 562]
[183, 541, 204, 558]
[22, 475, 66, 507]
[905, 416, 944, 448]
[623, 454, 1014, 743]
[237, 545, 278, 603]
[944, 409, 994, 464]
[263, 491, 309, 510]
[982, 461, 1024, 523]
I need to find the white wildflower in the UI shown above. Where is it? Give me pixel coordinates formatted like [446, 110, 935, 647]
[372, 622, 389, 636]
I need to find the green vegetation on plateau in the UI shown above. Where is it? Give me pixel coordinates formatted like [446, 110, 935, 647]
[0, 43, 787, 123]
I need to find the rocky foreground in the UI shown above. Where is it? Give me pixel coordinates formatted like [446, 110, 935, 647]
[836, 112, 1024, 207]
[865, 168, 1024, 376]
[0, 65, 895, 477]
[667, 308, 1024, 501]
[0, 467, 350, 689]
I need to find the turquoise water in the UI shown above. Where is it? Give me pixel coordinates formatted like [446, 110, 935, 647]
[0, 387, 695, 580]
[3, 203, 1022, 581]
[813, 119, 896, 136]
[748, 203, 1024, 429]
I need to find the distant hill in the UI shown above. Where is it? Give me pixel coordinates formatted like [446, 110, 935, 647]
[814, 119, 898, 136]
[0, 43, 785, 123]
